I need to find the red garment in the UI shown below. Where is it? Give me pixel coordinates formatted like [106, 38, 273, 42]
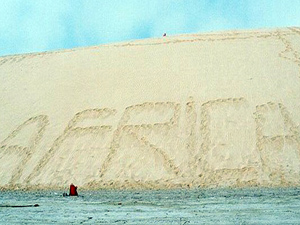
[69, 184, 78, 196]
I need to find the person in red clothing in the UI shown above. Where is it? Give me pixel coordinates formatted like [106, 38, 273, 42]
[69, 183, 78, 196]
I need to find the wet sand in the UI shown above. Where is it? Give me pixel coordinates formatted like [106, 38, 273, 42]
[1, 188, 300, 224]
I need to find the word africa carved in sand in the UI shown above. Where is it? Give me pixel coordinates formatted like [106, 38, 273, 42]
[0, 97, 299, 187]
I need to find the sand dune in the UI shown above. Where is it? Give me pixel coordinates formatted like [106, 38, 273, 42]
[0, 27, 300, 190]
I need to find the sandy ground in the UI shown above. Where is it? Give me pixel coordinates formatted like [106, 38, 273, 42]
[0, 27, 300, 190]
[1, 188, 300, 224]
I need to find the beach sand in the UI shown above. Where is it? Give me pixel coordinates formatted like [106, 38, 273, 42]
[1, 188, 300, 224]
[0, 27, 300, 190]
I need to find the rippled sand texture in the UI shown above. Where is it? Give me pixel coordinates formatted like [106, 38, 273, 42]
[0, 27, 300, 190]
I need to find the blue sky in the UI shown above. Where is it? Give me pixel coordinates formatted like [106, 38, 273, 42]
[0, 0, 300, 56]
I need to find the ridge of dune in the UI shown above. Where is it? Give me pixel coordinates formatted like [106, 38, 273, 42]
[0, 27, 300, 190]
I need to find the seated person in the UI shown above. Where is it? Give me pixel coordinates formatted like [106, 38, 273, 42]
[69, 183, 78, 196]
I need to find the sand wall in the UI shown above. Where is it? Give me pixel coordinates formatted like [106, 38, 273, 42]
[0, 27, 300, 189]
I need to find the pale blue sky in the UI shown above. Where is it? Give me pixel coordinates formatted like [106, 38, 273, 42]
[0, 0, 300, 56]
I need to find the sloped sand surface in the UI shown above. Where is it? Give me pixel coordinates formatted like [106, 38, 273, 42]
[0, 27, 300, 190]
